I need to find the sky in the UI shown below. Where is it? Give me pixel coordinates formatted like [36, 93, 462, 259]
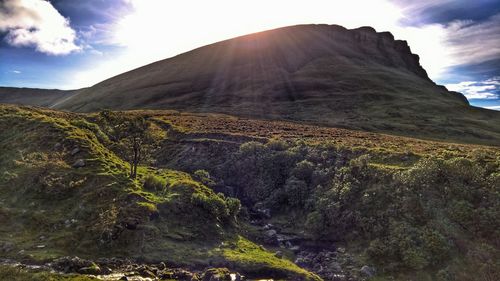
[0, 0, 499, 110]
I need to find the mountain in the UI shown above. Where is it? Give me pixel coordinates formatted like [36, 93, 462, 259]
[46, 24, 500, 144]
[2, 24, 500, 144]
[0, 87, 79, 107]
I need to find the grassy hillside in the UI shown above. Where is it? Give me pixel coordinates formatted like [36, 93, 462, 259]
[0, 104, 498, 280]
[0, 104, 317, 280]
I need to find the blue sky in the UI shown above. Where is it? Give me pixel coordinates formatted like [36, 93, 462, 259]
[0, 0, 499, 110]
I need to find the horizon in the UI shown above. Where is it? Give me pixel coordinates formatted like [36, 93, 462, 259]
[0, 0, 499, 110]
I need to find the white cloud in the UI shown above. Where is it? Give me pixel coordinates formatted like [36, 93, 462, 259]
[0, 0, 80, 55]
[11, 70, 21, 74]
[485, 106, 500, 110]
[444, 14, 500, 67]
[446, 78, 500, 99]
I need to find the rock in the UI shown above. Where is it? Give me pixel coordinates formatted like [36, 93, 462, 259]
[264, 229, 277, 238]
[78, 264, 101, 275]
[263, 224, 273, 230]
[52, 256, 95, 273]
[100, 266, 113, 275]
[274, 251, 283, 259]
[158, 262, 167, 270]
[139, 269, 156, 278]
[231, 273, 244, 281]
[253, 202, 271, 219]
[295, 257, 311, 267]
[337, 247, 346, 254]
[54, 143, 62, 150]
[330, 262, 342, 272]
[202, 268, 232, 281]
[72, 159, 86, 168]
[360, 265, 376, 277]
[170, 269, 194, 279]
[70, 147, 81, 156]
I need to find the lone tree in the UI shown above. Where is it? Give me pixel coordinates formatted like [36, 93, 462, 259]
[99, 111, 154, 179]
[121, 117, 151, 178]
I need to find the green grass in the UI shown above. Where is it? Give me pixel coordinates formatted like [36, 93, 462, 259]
[222, 236, 321, 280]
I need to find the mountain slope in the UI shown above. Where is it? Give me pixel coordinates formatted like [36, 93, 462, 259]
[51, 24, 500, 144]
[0, 87, 79, 107]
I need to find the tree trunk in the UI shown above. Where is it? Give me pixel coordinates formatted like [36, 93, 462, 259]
[130, 144, 139, 179]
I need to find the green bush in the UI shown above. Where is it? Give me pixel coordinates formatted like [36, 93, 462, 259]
[284, 176, 309, 207]
[193, 169, 216, 187]
[143, 174, 166, 192]
[192, 192, 229, 220]
[226, 197, 242, 218]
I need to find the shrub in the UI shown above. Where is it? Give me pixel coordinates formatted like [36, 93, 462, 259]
[226, 197, 242, 218]
[193, 169, 216, 187]
[292, 160, 314, 183]
[421, 227, 450, 266]
[192, 192, 229, 220]
[284, 176, 309, 207]
[143, 174, 166, 192]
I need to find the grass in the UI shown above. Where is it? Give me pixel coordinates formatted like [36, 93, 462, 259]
[222, 236, 321, 280]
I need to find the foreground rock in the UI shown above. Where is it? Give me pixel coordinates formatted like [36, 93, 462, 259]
[8, 257, 247, 281]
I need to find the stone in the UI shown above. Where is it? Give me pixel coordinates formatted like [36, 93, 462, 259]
[337, 247, 346, 254]
[330, 262, 342, 272]
[264, 229, 277, 238]
[54, 143, 62, 150]
[202, 268, 232, 281]
[360, 265, 376, 277]
[72, 159, 86, 168]
[295, 257, 311, 267]
[253, 202, 271, 219]
[52, 256, 95, 273]
[274, 251, 283, 259]
[78, 264, 101, 275]
[263, 224, 273, 230]
[70, 147, 81, 156]
[231, 273, 244, 281]
[100, 266, 113, 275]
[158, 262, 167, 270]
